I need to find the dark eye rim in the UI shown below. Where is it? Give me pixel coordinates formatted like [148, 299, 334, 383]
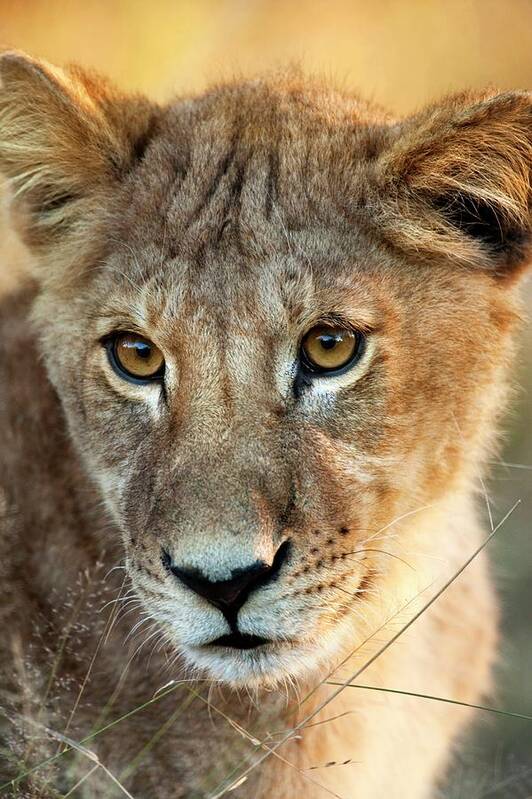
[103, 332, 166, 385]
[299, 325, 365, 377]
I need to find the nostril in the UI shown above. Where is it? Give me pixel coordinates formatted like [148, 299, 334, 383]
[266, 538, 291, 581]
[161, 549, 172, 571]
[165, 539, 291, 615]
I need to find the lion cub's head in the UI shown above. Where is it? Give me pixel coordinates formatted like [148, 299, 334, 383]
[0, 53, 530, 686]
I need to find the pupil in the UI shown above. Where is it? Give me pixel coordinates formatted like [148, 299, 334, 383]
[135, 343, 151, 360]
[320, 334, 338, 350]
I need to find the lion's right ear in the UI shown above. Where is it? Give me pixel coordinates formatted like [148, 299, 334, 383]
[0, 51, 158, 255]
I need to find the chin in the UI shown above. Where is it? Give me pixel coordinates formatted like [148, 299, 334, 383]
[179, 626, 349, 690]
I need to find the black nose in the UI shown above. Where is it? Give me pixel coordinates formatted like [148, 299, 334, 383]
[166, 540, 290, 617]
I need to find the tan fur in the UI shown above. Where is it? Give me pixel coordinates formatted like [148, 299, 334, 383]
[0, 52, 530, 799]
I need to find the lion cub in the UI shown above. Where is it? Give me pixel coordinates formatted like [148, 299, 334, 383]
[0, 52, 530, 799]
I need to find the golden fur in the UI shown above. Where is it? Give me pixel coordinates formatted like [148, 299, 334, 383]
[0, 52, 530, 798]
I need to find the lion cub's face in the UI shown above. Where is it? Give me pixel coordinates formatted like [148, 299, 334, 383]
[1, 55, 530, 686]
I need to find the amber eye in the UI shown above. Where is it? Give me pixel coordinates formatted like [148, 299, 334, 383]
[107, 333, 165, 383]
[300, 324, 361, 374]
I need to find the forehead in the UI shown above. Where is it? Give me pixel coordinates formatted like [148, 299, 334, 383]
[97, 247, 382, 345]
[109, 82, 386, 263]
[93, 81, 408, 332]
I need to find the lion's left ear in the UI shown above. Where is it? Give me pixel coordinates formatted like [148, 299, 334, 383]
[375, 90, 531, 277]
[0, 51, 158, 254]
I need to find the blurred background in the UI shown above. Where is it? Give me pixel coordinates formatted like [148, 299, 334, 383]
[0, 2, 530, 796]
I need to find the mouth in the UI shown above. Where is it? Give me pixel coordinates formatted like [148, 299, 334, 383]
[183, 632, 323, 689]
[208, 631, 269, 650]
